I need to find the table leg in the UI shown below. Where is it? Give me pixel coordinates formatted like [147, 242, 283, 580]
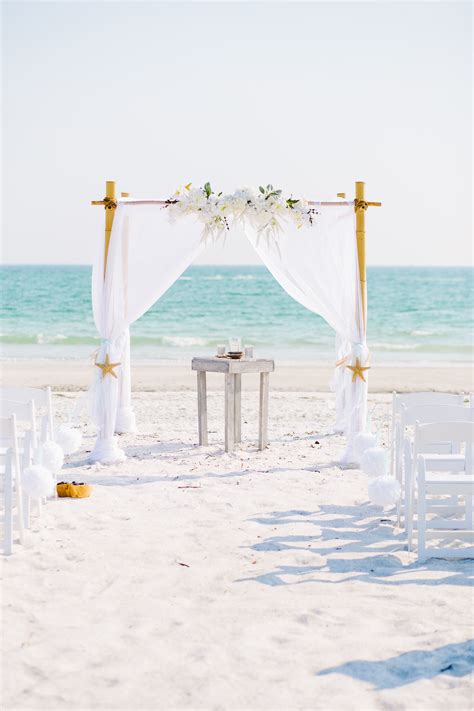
[258, 372, 269, 450]
[225, 373, 235, 453]
[197, 371, 208, 446]
[234, 373, 242, 444]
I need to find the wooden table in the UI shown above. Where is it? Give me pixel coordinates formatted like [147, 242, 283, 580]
[191, 357, 275, 453]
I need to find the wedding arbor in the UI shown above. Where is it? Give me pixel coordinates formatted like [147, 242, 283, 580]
[90, 180, 381, 465]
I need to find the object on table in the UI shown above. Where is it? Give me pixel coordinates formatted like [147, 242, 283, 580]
[192, 356, 275, 453]
[217, 344, 226, 357]
[228, 337, 241, 352]
[245, 345, 254, 359]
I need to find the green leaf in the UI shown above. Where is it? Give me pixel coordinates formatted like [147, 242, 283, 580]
[259, 186, 265, 194]
[203, 182, 212, 198]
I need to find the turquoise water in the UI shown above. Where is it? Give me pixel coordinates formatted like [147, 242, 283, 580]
[0, 265, 472, 363]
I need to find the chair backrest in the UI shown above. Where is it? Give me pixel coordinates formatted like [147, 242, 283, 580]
[402, 404, 474, 427]
[393, 394, 466, 456]
[0, 418, 24, 554]
[1, 387, 49, 407]
[416, 421, 474, 445]
[0, 400, 37, 456]
[0, 386, 54, 440]
[415, 421, 474, 472]
[393, 392, 464, 418]
[0, 414, 16, 440]
[0, 415, 21, 474]
[0, 399, 36, 422]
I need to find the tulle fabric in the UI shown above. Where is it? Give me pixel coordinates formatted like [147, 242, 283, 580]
[90, 200, 367, 463]
[244, 205, 367, 463]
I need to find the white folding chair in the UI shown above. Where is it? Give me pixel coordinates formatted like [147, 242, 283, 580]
[391, 391, 464, 481]
[0, 386, 55, 442]
[416, 421, 474, 562]
[0, 399, 38, 461]
[391, 393, 465, 521]
[400, 404, 474, 529]
[0, 415, 25, 554]
[0, 400, 41, 527]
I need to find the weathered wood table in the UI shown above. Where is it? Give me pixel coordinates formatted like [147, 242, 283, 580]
[191, 357, 275, 453]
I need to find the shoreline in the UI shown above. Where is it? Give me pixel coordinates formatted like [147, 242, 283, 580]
[1, 359, 472, 392]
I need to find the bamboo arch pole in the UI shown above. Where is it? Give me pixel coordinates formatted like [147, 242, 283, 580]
[91, 181, 130, 278]
[103, 180, 116, 278]
[355, 180, 367, 327]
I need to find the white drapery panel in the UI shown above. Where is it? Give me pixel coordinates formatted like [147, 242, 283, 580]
[244, 205, 367, 462]
[90, 201, 368, 464]
[90, 203, 205, 462]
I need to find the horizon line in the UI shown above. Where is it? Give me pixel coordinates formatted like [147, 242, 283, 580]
[0, 263, 472, 269]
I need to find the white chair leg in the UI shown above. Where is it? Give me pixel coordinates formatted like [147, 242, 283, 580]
[22, 491, 30, 529]
[15, 473, 25, 546]
[405, 453, 414, 547]
[4, 454, 13, 555]
[407, 486, 413, 551]
[417, 461, 427, 563]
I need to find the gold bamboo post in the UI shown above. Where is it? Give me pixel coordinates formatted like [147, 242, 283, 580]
[103, 181, 116, 277]
[91, 181, 118, 278]
[355, 180, 367, 326]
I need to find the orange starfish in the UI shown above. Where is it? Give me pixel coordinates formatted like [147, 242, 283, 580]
[95, 354, 121, 379]
[346, 357, 370, 383]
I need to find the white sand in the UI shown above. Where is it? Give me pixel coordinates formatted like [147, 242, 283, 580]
[1, 359, 472, 392]
[2, 387, 473, 710]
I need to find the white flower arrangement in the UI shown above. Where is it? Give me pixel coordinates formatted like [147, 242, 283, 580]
[164, 182, 319, 242]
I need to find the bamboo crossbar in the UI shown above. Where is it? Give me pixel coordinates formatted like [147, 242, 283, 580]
[92, 198, 382, 208]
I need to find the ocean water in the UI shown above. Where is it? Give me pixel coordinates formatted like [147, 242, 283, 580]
[0, 265, 472, 364]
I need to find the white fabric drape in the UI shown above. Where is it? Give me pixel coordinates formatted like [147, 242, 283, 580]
[90, 200, 368, 464]
[244, 204, 368, 463]
[90, 203, 205, 462]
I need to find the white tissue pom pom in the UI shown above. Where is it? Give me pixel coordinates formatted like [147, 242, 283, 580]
[57, 425, 82, 455]
[368, 476, 401, 507]
[22, 465, 55, 498]
[36, 441, 64, 473]
[354, 432, 378, 460]
[361, 446, 388, 478]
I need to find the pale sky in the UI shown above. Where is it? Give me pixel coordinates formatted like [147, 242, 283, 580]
[2, 0, 472, 266]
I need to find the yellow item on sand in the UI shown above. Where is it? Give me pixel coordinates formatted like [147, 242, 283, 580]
[57, 482, 92, 498]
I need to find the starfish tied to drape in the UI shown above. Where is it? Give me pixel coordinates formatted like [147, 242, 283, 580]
[95, 354, 121, 379]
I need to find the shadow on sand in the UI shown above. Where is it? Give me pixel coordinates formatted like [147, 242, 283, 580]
[237, 505, 473, 588]
[317, 640, 474, 689]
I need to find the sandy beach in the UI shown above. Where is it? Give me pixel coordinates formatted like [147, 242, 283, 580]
[2, 383, 473, 710]
[1, 359, 472, 393]
[3, 0, 472, 708]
